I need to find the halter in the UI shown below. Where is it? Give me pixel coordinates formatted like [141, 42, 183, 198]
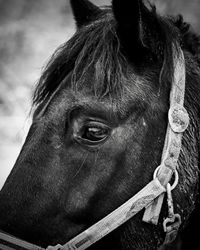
[0, 46, 190, 250]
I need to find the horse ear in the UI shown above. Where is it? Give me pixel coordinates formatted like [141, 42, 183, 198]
[70, 0, 102, 28]
[112, 0, 159, 62]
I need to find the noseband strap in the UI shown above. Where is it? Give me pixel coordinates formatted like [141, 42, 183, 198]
[0, 231, 43, 250]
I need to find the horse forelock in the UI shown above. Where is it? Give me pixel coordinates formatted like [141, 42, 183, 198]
[32, 9, 127, 107]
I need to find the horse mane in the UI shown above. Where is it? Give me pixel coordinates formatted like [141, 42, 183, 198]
[32, 5, 200, 108]
[174, 15, 200, 57]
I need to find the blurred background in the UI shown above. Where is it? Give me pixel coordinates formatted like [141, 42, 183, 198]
[0, 0, 200, 189]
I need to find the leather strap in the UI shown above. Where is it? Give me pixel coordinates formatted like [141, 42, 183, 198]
[143, 46, 189, 224]
[0, 231, 44, 250]
[60, 178, 165, 250]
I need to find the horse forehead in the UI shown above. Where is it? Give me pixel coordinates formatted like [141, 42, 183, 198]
[65, 91, 140, 119]
[49, 70, 157, 119]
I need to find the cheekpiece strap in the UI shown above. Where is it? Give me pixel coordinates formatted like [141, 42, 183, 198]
[142, 46, 189, 227]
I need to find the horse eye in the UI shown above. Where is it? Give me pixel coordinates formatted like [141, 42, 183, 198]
[78, 122, 110, 144]
[82, 126, 108, 141]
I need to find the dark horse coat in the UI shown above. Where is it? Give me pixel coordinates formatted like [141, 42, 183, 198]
[0, 0, 199, 249]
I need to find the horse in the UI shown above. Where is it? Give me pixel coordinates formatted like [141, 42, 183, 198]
[0, 0, 200, 249]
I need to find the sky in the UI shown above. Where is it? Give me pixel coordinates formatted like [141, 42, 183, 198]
[0, 0, 200, 189]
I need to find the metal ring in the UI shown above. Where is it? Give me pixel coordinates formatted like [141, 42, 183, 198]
[153, 165, 179, 190]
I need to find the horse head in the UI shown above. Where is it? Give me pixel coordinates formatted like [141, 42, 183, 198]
[0, 0, 199, 249]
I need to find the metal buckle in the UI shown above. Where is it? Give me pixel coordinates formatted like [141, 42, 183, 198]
[163, 184, 181, 245]
[168, 104, 189, 133]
